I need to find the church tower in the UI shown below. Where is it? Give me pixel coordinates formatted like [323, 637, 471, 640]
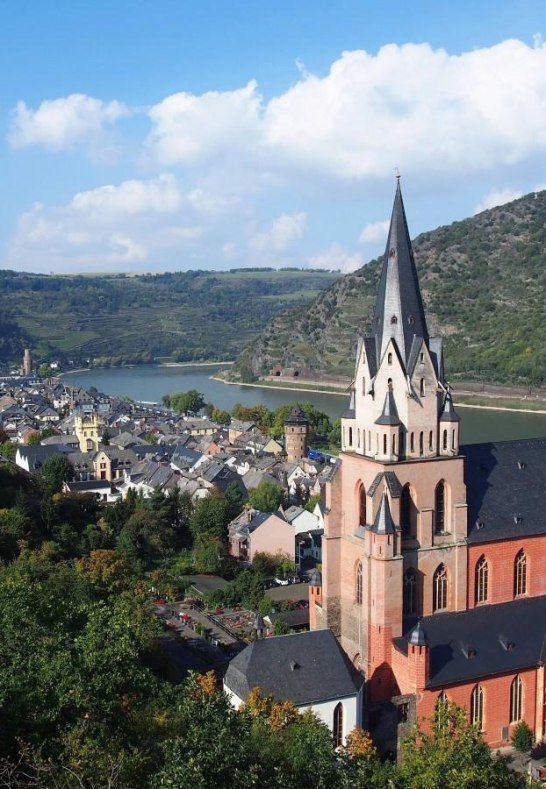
[313, 179, 467, 703]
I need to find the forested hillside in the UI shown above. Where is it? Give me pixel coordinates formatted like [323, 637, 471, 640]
[233, 190, 546, 386]
[0, 269, 338, 368]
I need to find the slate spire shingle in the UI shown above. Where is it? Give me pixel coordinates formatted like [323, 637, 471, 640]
[371, 178, 429, 367]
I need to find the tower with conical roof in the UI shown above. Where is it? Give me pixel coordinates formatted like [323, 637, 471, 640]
[312, 179, 468, 712]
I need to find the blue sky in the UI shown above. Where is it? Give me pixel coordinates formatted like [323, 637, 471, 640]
[2, 1, 546, 273]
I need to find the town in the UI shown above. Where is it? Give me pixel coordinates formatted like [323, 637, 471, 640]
[1, 181, 545, 787]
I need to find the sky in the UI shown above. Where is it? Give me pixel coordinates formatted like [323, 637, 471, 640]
[2, 0, 546, 274]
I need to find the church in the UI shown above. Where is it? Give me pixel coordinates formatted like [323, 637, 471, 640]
[309, 179, 546, 753]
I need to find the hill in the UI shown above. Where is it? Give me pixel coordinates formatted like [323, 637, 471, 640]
[0, 268, 338, 368]
[232, 190, 546, 386]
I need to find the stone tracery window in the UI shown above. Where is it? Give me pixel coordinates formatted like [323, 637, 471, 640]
[510, 675, 523, 723]
[434, 481, 446, 533]
[475, 555, 489, 604]
[403, 569, 417, 616]
[470, 685, 484, 729]
[433, 564, 448, 612]
[514, 550, 527, 597]
[355, 562, 363, 605]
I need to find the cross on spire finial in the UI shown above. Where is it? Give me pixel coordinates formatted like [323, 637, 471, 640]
[394, 166, 401, 181]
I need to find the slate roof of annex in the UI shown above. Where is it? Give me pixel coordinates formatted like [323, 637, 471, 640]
[394, 595, 546, 689]
[225, 629, 363, 706]
[463, 438, 546, 543]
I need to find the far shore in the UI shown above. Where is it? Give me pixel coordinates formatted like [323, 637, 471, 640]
[60, 360, 234, 377]
[212, 375, 546, 414]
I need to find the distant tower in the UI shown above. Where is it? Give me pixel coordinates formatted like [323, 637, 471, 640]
[22, 349, 32, 377]
[284, 404, 309, 463]
[74, 410, 103, 452]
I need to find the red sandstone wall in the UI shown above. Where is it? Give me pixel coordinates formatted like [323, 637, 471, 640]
[416, 668, 539, 748]
[467, 534, 546, 608]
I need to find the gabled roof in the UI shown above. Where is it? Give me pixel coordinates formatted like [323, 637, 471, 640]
[395, 595, 546, 688]
[463, 438, 546, 542]
[225, 629, 363, 706]
[370, 179, 429, 367]
[375, 389, 401, 426]
[368, 470, 402, 499]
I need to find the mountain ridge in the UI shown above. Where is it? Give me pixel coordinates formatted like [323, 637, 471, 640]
[232, 190, 546, 387]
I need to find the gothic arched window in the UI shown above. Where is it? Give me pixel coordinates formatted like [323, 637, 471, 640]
[333, 703, 344, 748]
[388, 352, 393, 364]
[435, 481, 446, 533]
[359, 485, 366, 526]
[429, 430, 433, 451]
[420, 378, 425, 396]
[355, 562, 363, 605]
[475, 555, 489, 604]
[442, 429, 448, 450]
[470, 685, 484, 729]
[410, 432, 415, 453]
[419, 431, 424, 456]
[433, 564, 448, 612]
[510, 676, 523, 723]
[514, 550, 527, 597]
[400, 484, 415, 538]
[348, 427, 353, 446]
[403, 569, 417, 617]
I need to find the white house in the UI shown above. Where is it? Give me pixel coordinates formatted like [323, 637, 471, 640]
[224, 629, 364, 746]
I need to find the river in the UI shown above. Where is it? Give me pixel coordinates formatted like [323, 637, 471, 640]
[62, 364, 546, 445]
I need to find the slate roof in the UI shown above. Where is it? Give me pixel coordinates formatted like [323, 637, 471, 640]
[375, 389, 401, 426]
[370, 180, 429, 367]
[394, 595, 546, 689]
[463, 438, 546, 543]
[368, 470, 402, 498]
[225, 629, 364, 706]
[284, 404, 309, 426]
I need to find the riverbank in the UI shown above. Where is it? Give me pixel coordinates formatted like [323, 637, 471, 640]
[210, 376, 347, 397]
[214, 376, 546, 414]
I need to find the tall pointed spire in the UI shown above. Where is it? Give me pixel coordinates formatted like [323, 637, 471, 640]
[371, 178, 429, 366]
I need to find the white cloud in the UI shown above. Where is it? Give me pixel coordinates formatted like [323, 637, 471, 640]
[144, 39, 546, 185]
[72, 173, 181, 215]
[473, 187, 523, 214]
[147, 81, 263, 166]
[358, 219, 389, 244]
[8, 94, 129, 154]
[307, 244, 363, 273]
[249, 212, 307, 253]
[6, 175, 204, 273]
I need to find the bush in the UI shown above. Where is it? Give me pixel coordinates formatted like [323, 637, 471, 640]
[511, 720, 533, 752]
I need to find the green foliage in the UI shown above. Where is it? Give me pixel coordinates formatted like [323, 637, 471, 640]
[272, 618, 291, 636]
[398, 700, 526, 788]
[189, 495, 230, 540]
[162, 389, 206, 414]
[38, 454, 74, 494]
[511, 720, 534, 752]
[249, 480, 284, 512]
[0, 269, 338, 366]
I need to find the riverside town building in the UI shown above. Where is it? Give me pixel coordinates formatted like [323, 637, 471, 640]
[309, 178, 546, 754]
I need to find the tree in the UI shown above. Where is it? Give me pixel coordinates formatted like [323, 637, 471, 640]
[189, 496, 229, 540]
[249, 480, 284, 512]
[511, 720, 533, 753]
[398, 700, 526, 789]
[39, 454, 74, 494]
[272, 617, 290, 636]
[163, 389, 206, 415]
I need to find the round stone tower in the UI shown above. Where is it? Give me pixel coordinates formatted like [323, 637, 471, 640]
[284, 404, 309, 463]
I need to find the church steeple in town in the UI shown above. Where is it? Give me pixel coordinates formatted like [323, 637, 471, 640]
[371, 178, 429, 367]
[341, 178, 455, 460]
